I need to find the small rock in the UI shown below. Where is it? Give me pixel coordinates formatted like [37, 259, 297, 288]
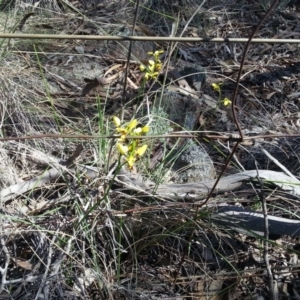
[74, 46, 85, 54]
[170, 139, 215, 183]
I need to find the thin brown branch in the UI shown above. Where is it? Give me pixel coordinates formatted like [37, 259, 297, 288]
[230, 0, 279, 141]
[174, 0, 279, 287]
[0, 132, 299, 142]
[120, 0, 140, 119]
[0, 34, 298, 44]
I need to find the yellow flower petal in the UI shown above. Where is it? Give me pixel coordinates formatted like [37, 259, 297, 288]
[142, 125, 149, 133]
[212, 83, 221, 92]
[145, 73, 151, 80]
[136, 144, 147, 157]
[128, 142, 134, 152]
[133, 127, 142, 134]
[154, 50, 164, 55]
[148, 60, 155, 72]
[140, 64, 146, 72]
[116, 127, 127, 135]
[155, 62, 162, 71]
[126, 155, 136, 169]
[112, 116, 121, 127]
[117, 143, 128, 155]
[147, 51, 154, 56]
[119, 133, 126, 142]
[127, 119, 138, 132]
[223, 98, 232, 106]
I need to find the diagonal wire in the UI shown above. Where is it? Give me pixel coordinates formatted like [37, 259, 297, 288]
[174, 0, 279, 286]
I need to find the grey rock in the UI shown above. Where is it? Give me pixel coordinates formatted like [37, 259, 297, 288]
[169, 139, 215, 183]
[74, 46, 85, 54]
[162, 91, 202, 131]
[157, 63, 215, 182]
[114, 26, 156, 62]
[181, 65, 206, 92]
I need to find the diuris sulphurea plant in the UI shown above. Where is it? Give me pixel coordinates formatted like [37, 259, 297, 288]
[140, 50, 164, 81]
[112, 116, 149, 170]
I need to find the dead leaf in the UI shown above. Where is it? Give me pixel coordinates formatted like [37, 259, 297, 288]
[11, 258, 33, 270]
[127, 77, 139, 90]
[266, 91, 276, 99]
[199, 113, 206, 126]
[82, 77, 107, 96]
[166, 69, 199, 98]
[104, 64, 123, 77]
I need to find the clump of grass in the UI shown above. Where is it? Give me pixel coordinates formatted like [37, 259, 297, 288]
[259, 0, 291, 11]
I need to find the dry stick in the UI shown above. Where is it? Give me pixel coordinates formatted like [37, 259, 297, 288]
[196, 0, 280, 209]
[1, 132, 300, 143]
[231, 0, 278, 140]
[158, 0, 207, 110]
[0, 144, 84, 202]
[144, 1, 208, 146]
[167, 0, 207, 56]
[205, 133, 300, 141]
[1, 33, 300, 44]
[108, 0, 140, 172]
[255, 165, 278, 300]
[51, 236, 75, 276]
[0, 133, 197, 142]
[173, 0, 279, 286]
[0, 238, 9, 293]
[34, 233, 56, 300]
[261, 147, 298, 180]
[0, 133, 191, 142]
[120, 0, 140, 121]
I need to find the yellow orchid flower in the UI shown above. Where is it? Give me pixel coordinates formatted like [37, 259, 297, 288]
[112, 116, 149, 170]
[148, 60, 155, 72]
[132, 125, 149, 136]
[222, 98, 232, 106]
[117, 143, 128, 155]
[155, 49, 164, 55]
[142, 125, 149, 133]
[212, 83, 222, 93]
[133, 127, 142, 134]
[140, 64, 146, 72]
[148, 50, 164, 58]
[140, 50, 164, 81]
[145, 71, 158, 80]
[155, 62, 162, 72]
[136, 145, 148, 157]
[127, 119, 138, 132]
[126, 155, 136, 169]
[144, 72, 150, 80]
[112, 116, 121, 127]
